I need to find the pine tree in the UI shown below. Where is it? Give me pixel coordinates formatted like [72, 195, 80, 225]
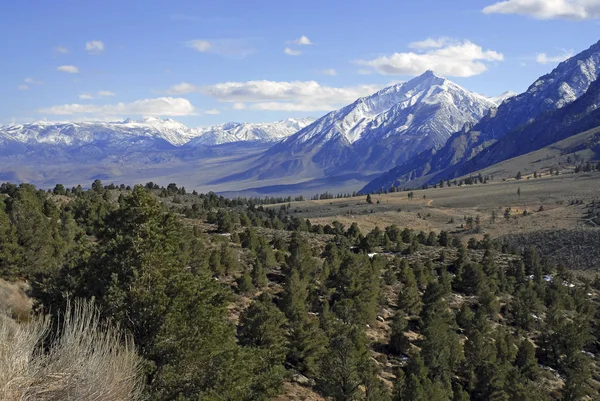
[515, 339, 538, 380]
[0, 201, 19, 278]
[237, 268, 254, 293]
[238, 294, 288, 364]
[398, 261, 422, 317]
[390, 311, 410, 355]
[251, 260, 268, 288]
[319, 324, 371, 401]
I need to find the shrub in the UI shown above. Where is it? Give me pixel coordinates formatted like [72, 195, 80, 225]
[0, 299, 144, 400]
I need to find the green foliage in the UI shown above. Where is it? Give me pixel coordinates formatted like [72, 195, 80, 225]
[318, 323, 372, 401]
[390, 311, 410, 355]
[397, 261, 422, 317]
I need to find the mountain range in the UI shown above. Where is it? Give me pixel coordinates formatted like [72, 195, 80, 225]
[214, 71, 496, 185]
[1, 39, 600, 196]
[361, 39, 600, 193]
[0, 117, 314, 151]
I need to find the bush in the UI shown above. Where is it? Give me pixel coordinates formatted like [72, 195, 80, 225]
[0, 299, 144, 400]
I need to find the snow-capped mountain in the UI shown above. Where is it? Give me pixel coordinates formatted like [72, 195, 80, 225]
[362, 39, 600, 193]
[186, 118, 315, 146]
[0, 117, 191, 147]
[227, 71, 495, 181]
[486, 91, 517, 106]
[0, 117, 313, 150]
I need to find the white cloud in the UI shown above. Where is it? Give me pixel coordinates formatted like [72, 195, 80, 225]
[189, 39, 212, 52]
[18, 85, 29, 91]
[54, 46, 69, 54]
[320, 68, 337, 76]
[354, 39, 504, 77]
[38, 97, 196, 117]
[205, 109, 221, 115]
[357, 69, 372, 75]
[482, 0, 600, 20]
[187, 39, 255, 58]
[536, 50, 574, 64]
[409, 37, 453, 49]
[284, 47, 302, 56]
[24, 77, 43, 85]
[85, 40, 105, 54]
[289, 35, 313, 45]
[199, 80, 382, 111]
[164, 82, 198, 95]
[78, 91, 115, 100]
[57, 65, 79, 74]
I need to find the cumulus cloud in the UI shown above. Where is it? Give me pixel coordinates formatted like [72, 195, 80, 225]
[38, 97, 196, 117]
[284, 47, 302, 56]
[54, 46, 69, 54]
[187, 39, 255, 58]
[57, 65, 79, 74]
[85, 40, 105, 54]
[320, 68, 337, 76]
[482, 0, 600, 20]
[98, 90, 116, 97]
[354, 39, 503, 77]
[79, 94, 94, 100]
[200, 80, 382, 111]
[289, 35, 313, 45]
[536, 50, 574, 64]
[162, 80, 383, 111]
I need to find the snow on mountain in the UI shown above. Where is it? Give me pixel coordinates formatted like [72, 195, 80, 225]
[187, 118, 315, 146]
[0, 117, 314, 149]
[248, 71, 496, 177]
[486, 91, 517, 106]
[361, 39, 600, 193]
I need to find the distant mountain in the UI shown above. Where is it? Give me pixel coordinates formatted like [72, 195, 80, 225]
[185, 118, 315, 146]
[486, 91, 517, 106]
[0, 117, 313, 148]
[220, 71, 495, 183]
[362, 39, 600, 193]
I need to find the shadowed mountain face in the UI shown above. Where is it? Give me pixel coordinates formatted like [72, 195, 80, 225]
[362, 40, 600, 193]
[216, 71, 495, 184]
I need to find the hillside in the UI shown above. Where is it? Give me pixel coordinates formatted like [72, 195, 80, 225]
[362, 39, 600, 194]
[2, 173, 600, 400]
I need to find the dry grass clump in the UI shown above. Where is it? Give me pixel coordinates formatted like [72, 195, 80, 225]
[0, 279, 33, 321]
[0, 300, 144, 400]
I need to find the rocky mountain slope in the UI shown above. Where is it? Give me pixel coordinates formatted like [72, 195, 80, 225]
[362, 39, 600, 193]
[219, 71, 495, 183]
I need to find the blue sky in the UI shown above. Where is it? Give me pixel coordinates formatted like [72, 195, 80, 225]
[2, 0, 599, 127]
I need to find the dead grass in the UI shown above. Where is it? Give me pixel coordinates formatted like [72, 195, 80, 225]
[0, 279, 33, 322]
[0, 299, 144, 401]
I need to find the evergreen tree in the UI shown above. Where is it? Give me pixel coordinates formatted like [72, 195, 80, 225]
[238, 294, 288, 364]
[319, 324, 371, 401]
[237, 268, 254, 293]
[390, 311, 410, 355]
[251, 260, 268, 288]
[397, 261, 422, 317]
[515, 339, 538, 380]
